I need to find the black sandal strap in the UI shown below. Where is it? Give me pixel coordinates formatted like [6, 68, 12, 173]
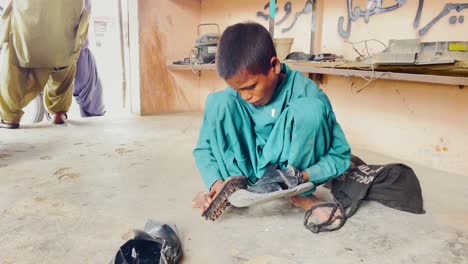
[304, 201, 347, 233]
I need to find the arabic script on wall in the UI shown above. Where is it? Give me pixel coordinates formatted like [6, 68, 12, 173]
[338, 0, 468, 38]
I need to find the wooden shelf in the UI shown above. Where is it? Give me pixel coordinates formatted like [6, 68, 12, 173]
[167, 63, 468, 86]
[290, 64, 468, 86]
[167, 63, 216, 71]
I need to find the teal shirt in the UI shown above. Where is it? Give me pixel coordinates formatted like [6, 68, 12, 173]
[194, 64, 351, 189]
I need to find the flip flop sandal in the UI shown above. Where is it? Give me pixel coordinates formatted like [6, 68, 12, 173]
[228, 182, 315, 207]
[304, 201, 347, 233]
[246, 165, 304, 194]
[201, 176, 247, 221]
[0, 120, 20, 129]
[228, 165, 312, 207]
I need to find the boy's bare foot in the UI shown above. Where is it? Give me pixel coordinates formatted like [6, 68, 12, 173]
[291, 195, 343, 225]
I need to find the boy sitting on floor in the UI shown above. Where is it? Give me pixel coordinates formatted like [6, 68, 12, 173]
[192, 22, 351, 222]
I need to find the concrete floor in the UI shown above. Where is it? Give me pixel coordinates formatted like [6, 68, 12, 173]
[0, 114, 467, 264]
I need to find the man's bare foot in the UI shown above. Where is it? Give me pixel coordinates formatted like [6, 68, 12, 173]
[291, 195, 342, 224]
[2, 120, 19, 125]
[51, 112, 67, 124]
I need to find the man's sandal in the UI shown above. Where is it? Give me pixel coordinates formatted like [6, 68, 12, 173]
[0, 120, 20, 129]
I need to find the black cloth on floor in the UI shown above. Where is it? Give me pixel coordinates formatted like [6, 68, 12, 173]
[330, 155, 425, 218]
[366, 163, 425, 214]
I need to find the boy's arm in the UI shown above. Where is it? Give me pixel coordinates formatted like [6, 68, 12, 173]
[304, 92, 351, 184]
[193, 110, 223, 190]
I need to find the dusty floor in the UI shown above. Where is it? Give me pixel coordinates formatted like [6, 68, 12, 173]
[0, 114, 467, 264]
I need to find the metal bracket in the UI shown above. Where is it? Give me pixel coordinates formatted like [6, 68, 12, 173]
[309, 73, 324, 84]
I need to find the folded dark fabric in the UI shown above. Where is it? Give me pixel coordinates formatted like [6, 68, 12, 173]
[367, 164, 425, 214]
[331, 155, 425, 218]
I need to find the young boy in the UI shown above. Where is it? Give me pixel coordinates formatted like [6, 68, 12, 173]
[192, 22, 351, 221]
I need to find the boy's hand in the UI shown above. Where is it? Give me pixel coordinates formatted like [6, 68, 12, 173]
[301, 171, 309, 182]
[210, 179, 224, 193]
[191, 180, 224, 212]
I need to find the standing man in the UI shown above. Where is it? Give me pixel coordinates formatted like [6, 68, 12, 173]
[74, 0, 106, 118]
[0, 0, 89, 128]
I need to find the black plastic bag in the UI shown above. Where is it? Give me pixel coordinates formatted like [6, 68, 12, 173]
[111, 220, 183, 264]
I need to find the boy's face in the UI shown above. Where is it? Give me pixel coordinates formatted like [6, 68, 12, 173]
[225, 58, 282, 106]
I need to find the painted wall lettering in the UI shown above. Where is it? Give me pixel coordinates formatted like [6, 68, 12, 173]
[257, 0, 279, 20]
[282, 0, 312, 33]
[418, 3, 468, 36]
[338, 0, 468, 38]
[255, 0, 312, 33]
[338, 0, 406, 38]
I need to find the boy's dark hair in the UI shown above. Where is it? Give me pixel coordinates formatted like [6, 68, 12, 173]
[216, 22, 277, 79]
